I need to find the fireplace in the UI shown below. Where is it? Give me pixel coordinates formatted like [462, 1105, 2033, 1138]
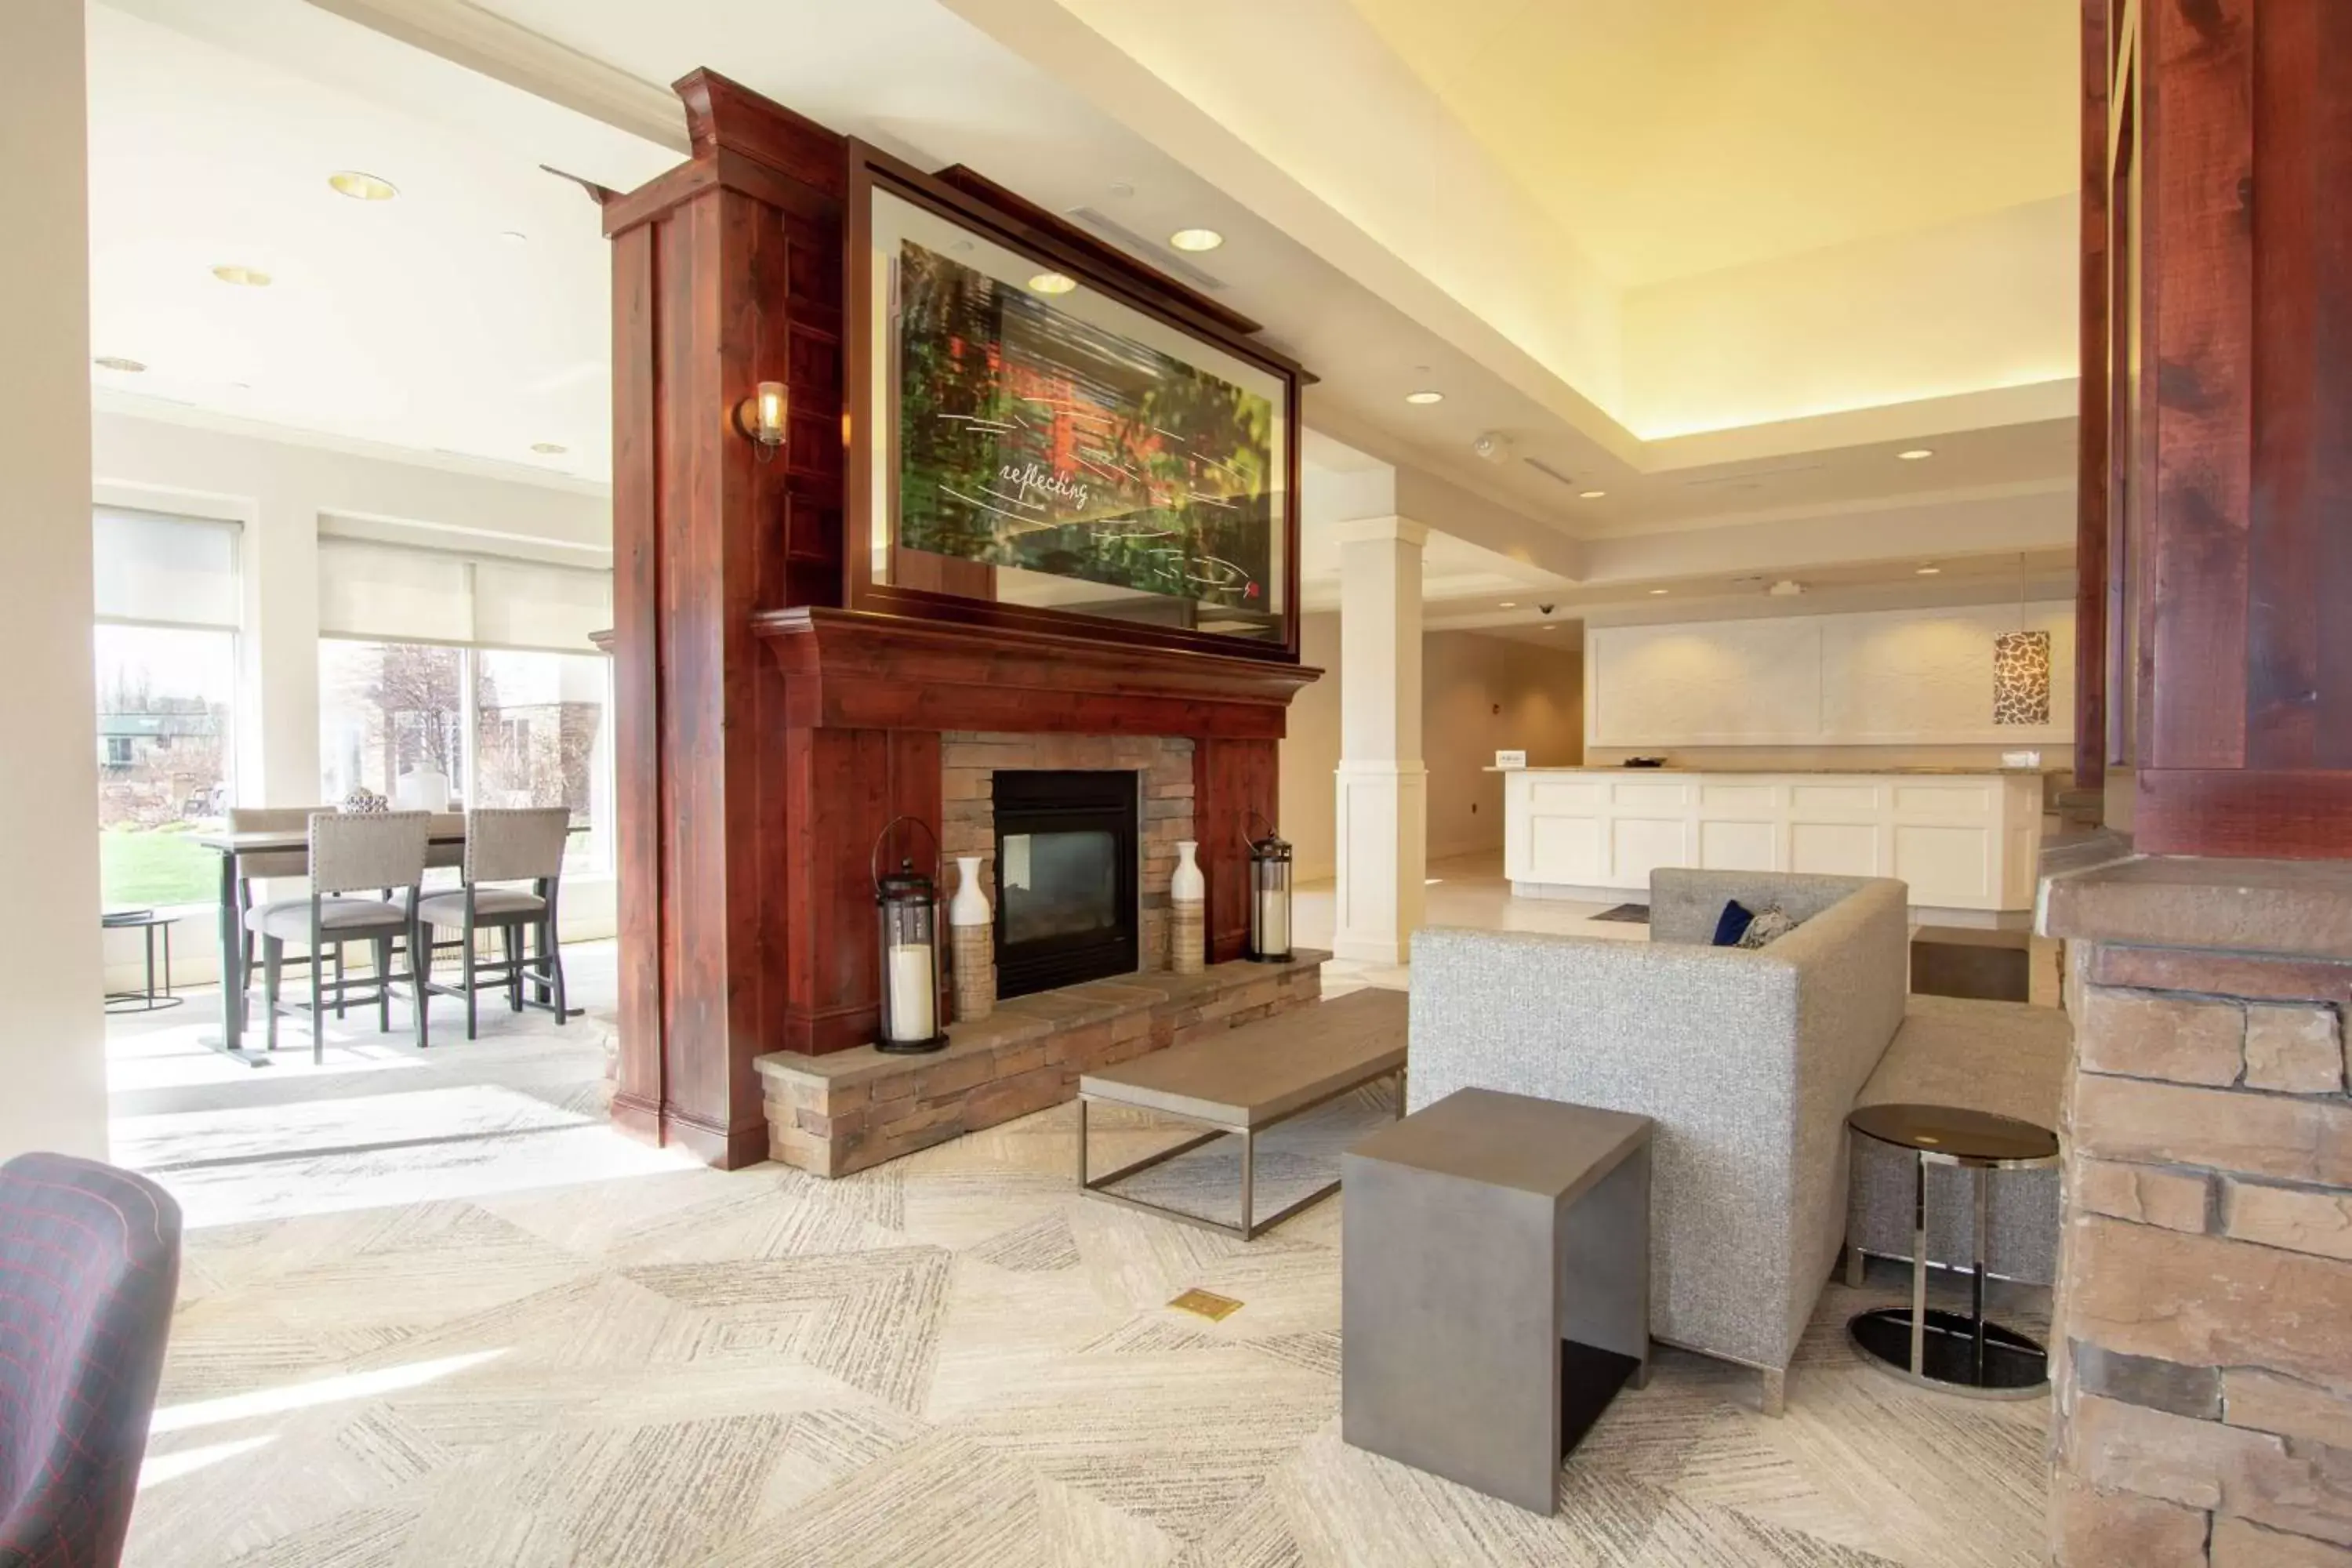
[993, 770, 1139, 998]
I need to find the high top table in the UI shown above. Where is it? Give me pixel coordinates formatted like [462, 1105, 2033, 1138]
[193, 817, 581, 1063]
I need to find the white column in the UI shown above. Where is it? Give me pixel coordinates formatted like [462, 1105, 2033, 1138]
[0, 0, 108, 1157]
[1333, 517, 1427, 966]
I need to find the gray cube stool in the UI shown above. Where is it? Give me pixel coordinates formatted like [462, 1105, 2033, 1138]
[1342, 1087, 1653, 1515]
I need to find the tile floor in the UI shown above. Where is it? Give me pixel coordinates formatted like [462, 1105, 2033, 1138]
[107, 863, 2053, 1566]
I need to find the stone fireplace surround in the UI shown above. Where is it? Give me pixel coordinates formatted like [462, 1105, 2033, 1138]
[942, 731, 1196, 1002]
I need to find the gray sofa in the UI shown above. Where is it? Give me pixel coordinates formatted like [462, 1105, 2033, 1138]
[1847, 993, 2068, 1285]
[1409, 869, 1910, 1414]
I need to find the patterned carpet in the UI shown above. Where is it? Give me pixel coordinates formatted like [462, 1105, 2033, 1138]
[112, 948, 2050, 1567]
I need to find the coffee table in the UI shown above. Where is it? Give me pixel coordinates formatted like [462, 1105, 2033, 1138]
[1846, 1102, 2059, 1397]
[1076, 988, 1406, 1240]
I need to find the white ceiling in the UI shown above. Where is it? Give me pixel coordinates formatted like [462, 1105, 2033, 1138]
[85, 0, 2080, 611]
[86, 1, 646, 483]
[1345, 0, 2078, 286]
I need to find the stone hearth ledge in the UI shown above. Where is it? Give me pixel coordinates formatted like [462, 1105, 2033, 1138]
[756, 951, 1330, 1178]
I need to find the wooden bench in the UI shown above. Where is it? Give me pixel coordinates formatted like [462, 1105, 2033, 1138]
[1076, 988, 1407, 1240]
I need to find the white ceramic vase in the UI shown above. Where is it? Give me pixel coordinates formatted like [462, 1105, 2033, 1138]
[1170, 840, 1205, 904]
[949, 855, 992, 927]
[1169, 841, 1206, 975]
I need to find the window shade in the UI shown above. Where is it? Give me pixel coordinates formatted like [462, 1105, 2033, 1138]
[473, 559, 612, 653]
[93, 509, 241, 630]
[317, 537, 611, 653]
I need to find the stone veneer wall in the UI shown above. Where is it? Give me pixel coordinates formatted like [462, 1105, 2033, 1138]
[757, 955, 1323, 1177]
[940, 732, 1196, 1001]
[2045, 858, 2352, 1568]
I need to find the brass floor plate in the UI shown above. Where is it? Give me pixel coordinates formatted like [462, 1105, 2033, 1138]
[1168, 1287, 1243, 1322]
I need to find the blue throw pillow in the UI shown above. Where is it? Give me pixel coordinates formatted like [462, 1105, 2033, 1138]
[1711, 900, 1755, 947]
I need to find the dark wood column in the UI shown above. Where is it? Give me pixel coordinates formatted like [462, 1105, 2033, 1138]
[604, 71, 848, 1167]
[2096, 0, 2352, 858]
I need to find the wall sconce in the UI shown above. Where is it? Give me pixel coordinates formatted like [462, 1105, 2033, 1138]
[735, 380, 788, 460]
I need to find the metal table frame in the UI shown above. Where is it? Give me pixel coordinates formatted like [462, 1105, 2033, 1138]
[1076, 1065, 1405, 1241]
[1847, 1116, 2060, 1399]
[196, 822, 585, 1065]
[103, 912, 183, 1015]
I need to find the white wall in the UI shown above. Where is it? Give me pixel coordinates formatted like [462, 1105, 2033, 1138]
[1279, 618, 1584, 881]
[1424, 632, 1583, 862]
[1, 0, 109, 1159]
[1585, 601, 2074, 759]
[90, 412, 617, 985]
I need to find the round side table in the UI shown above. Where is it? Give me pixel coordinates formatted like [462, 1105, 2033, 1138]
[103, 909, 184, 1015]
[1846, 1102, 2057, 1398]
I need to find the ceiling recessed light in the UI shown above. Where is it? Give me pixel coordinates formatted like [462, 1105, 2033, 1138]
[1498, 601, 1517, 609]
[498, 230, 528, 245]
[1916, 564, 1943, 575]
[93, 355, 146, 373]
[328, 170, 397, 201]
[1649, 588, 1669, 596]
[1167, 227, 1224, 252]
[1027, 271, 1078, 296]
[211, 264, 272, 288]
[1896, 448, 1935, 461]
[1578, 489, 1606, 499]
[1404, 390, 1444, 405]
[530, 442, 568, 455]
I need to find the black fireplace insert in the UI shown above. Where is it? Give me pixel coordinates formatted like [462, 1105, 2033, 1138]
[993, 770, 1139, 998]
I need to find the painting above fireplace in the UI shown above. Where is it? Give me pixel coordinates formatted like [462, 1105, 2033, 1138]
[993, 769, 1139, 998]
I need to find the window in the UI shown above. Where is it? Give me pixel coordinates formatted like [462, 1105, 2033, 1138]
[317, 531, 613, 873]
[93, 509, 241, 909]
[319, 641, 467, 805]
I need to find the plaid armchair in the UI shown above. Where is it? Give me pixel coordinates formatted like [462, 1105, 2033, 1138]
[0, 1153, 182, 1568]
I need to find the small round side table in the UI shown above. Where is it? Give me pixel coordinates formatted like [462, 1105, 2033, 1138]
[1846, 1102, 2058, 1398]
[103, 909, 184, 1015]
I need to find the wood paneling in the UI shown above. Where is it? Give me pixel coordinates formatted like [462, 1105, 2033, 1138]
[2097, 0, 2352, 858]
[608, 220, 663, 1145]
[605, 71, 1317, 1135]
[782, 728, 941, 1055]
[604, 71, 851, 1165]
[1194, 738, 1279, 964]
[2076, 0, 2111, 796]
[757, 608, 1319, 739]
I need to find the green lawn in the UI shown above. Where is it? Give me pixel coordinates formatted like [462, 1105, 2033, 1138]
[100, 826, 218, 909]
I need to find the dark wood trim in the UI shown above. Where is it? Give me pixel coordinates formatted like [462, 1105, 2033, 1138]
[609, 218, 666, 1138]
[2076, 0, 2111, 798]
[929, 163, 1265, 338]
[659, 1105, 773, 1171]
[2134, 768, 2352, 859]
[840, 146, 1305, 666]
[756, 606, 1318, 739]
[675, 68, 846, 195]
[2143, 0, 2255, 772]
[1193, 737, 1279, 964]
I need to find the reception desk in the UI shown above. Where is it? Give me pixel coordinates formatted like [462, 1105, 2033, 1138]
[1502, 768, 2047, 916]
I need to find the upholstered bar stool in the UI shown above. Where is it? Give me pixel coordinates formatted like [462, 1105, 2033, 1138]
[224, 805, 319, 1009]
[249, 811, 431, 1062]
[415, 807, 572, 1043]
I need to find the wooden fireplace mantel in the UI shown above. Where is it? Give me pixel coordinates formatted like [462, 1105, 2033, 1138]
[600, 67, 1320, 1170]
[753, 607, 1321, 739]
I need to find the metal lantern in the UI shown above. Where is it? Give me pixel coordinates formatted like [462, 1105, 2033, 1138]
[1245, 811, 1294, 964]
[873, 815, 947, 1054]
